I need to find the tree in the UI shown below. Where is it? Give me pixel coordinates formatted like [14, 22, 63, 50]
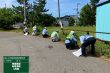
[90, 0, 100, 8]
[0, 8, 16, 29]
[17, 0, 28, 4]
[79, 4, 94, 25]
[41, 14, 56, 26]
[14, 0, 56, 26]
[12, 6, 24, 22]
[90, 0, 100, 25]
[67, 17, 75, 26]
[16, 0, 31, 26]
[32, 0, 49, 26]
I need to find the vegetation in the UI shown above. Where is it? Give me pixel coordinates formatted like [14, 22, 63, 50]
[0, 8, 17, 29]
[67, 17, 75, 26]
[79, 4, 94, 25]
[79, 0, 100, 26]
[0, 0, 56, 29]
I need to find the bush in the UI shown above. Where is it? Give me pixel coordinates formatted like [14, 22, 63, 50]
[0, 8, 15, 29]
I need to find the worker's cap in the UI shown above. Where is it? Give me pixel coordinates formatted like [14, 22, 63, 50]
[44, 27, 47, 29]
[70, 31, 75, 34]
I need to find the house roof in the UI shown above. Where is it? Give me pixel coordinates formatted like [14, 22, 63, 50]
[97, 0, 110, 7]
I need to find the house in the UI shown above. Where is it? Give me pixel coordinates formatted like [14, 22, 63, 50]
[60, 15, 69, 26]
[96, 1, 110, 41]
[58, 15, 77, 26]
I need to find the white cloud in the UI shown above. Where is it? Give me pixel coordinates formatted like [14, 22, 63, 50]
[0, 0, 17, 8]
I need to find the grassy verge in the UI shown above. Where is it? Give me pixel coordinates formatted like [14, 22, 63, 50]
[0, 28, 22, 32]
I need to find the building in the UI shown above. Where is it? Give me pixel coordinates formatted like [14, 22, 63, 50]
[59, 15, 77, 26]
[96, 1, 110, 41]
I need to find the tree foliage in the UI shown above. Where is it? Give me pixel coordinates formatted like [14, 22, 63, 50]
[79, 4, 94, 25]
[32, 0, 49, 26]
[0, 0, 56, 29]
[0, 8, 16, 29]
[67, 17, 75, 26]
[12, 6, 24, 22]
[17, 0, 28, 4]
[79, 0, 100, 26]
[15, 0, 55, 26]
[90, 0, 100, 25]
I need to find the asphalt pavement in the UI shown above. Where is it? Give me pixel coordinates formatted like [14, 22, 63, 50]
[0, 32, 110, 73]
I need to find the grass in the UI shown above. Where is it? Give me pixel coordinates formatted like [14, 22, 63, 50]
[0, 28, 22, 32]
[0, 26, 110, 58]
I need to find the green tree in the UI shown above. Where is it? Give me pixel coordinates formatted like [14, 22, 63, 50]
[90, 0, 100, 25]
[32, 0, 49, 26]
[79, 4, 94, 25]
[0, 8, 15, 29]
[16, 0, 31, 26]
[67, 17, 75, 26]
[14, 0, 56, 26]
[41, 14, 56, 26]
[12, 6, 24, 22]
[17, 0, 28, 4]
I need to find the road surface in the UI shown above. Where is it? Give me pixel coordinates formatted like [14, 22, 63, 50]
[0, 32, 110, 73]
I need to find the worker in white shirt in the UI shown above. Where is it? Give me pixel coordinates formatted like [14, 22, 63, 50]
[80, 32, 96, 56]
[42, 27, 49, 38]
[23, 26, 29, 35]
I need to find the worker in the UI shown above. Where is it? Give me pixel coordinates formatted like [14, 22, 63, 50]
[42, 27, 49, 38]
[65, 31, 77, 49]
[32, 25, 37, 36]
[80, 32, 96, 56]
[23, 26, 29, 35]
[51, 30, 60, 42]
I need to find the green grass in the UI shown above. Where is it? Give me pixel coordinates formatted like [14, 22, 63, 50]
[0, 28, 22, 32]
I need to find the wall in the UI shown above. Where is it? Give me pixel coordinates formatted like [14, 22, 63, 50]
[96, 3, 110, 41]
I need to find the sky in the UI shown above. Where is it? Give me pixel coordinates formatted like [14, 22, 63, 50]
[0, 0, 108, 17]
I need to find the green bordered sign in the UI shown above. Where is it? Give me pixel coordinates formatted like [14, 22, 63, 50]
[4, 56, 29, 73]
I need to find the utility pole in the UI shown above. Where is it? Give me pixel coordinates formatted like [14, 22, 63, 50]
[58, 0, 64, 34]
[23, 0, 27, 25]
[74, 3, 80, 25]
[58, 0, 61, 20]
[76, 3, 80, 18]
[5, 3, 6, 8]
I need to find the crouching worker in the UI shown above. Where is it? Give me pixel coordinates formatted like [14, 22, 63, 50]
[65, 31, 77, 49]
[81, 32, 96, 56]
[42, 27, 49, 38]
[32, 25, 37, 36]
[51, 31, 60, 42]
[23, 26, 29, 35]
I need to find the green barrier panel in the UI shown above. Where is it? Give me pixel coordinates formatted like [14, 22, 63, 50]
[4, 56, 29, 73]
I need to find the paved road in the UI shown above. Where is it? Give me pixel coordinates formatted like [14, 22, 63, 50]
[0, 32, 110, 73]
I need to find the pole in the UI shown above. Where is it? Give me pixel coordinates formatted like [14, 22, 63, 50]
[5, 3, 6, 8]
[77, 3, 80, 17]
[76, 3, 80, 25]
[58, 0, 64, 34]
[24, 0, 27, 25]
[58, 0, 60, 20]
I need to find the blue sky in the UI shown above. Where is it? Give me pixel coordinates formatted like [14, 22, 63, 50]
[0, 0, 107, 17]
